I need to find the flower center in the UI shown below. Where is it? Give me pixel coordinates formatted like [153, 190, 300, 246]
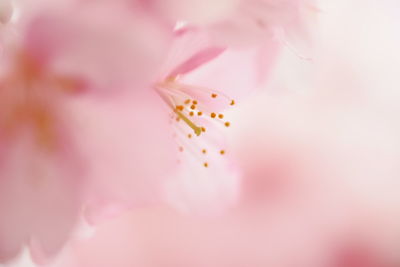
[156, 75, 235, 167]
[0, 51, 81, 150]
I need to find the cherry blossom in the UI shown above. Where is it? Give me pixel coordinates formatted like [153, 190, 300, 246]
[0, 0, 173, 263]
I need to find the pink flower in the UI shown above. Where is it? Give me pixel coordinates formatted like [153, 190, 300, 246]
[22, 0, 172, 94]
[53, 91, 400, 267]
[0, 0, 283, 263]
[0, 3, 271, 263]
[153, 27, 277, 215]
[0, 1, 173, 264]
[26, 1, 400, 266]
[83, 26, 267, 221]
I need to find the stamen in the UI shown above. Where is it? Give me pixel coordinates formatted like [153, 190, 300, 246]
[174, 110, 202, 136]
[156, 75, 235, 168]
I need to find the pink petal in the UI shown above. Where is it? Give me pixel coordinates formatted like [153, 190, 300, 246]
[0, 136, 82, 264]
[68, 89, 178, 222]
[160, 27, 225, 78]
[182, 43, 278, 104]
[164, 154, 240, 215]
[23, 1, 172, 95]
[205, 0, 315, 49]
[53, 204, 333, 267]
[169, 46, 226, 77]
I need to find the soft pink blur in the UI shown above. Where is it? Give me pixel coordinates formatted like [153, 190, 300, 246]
[148, 0, 314, 50]
[0, 0, 175, 263]
[2, 0, 400, 266]
[42, 1, 400, 267]
[0, 0, 12, 25]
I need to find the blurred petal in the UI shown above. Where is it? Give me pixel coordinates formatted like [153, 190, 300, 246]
[0, 0, 12, 24]
[68, 89, 178, 223]
[23, 1, 172, 94]
[148, 0, 239, 25]
[169, 46, 225, 77]
[0, 136, 82, 264]
[164, 151, 240, 215]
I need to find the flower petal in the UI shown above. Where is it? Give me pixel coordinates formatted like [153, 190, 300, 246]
[68, 89, 178, 223]
[169, 46, 226, 77]
[23, 1, 172, 94]
[0, 135, 82, 264]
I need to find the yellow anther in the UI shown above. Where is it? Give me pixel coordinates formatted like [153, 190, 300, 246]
[192, 100, 198, 105]
[230, 100, 235, 106]
[224, 122, 230, 127]
[197, 111, 203, 116]
[188, 134, 192, 138]
[218, 114, 224, 119]
[184, 99, 191, 105]
[211, 93, 217, 98]
[201, 127, 206, 132]
[190, 104, 196, 110]
[176, 105, 184, 111]
[220, 150, 225, 155]
[202, 149, 207, 154]
[211, 113, 216, 118]
[189, 111, 194, 116]
[204, 162, 209, 168]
